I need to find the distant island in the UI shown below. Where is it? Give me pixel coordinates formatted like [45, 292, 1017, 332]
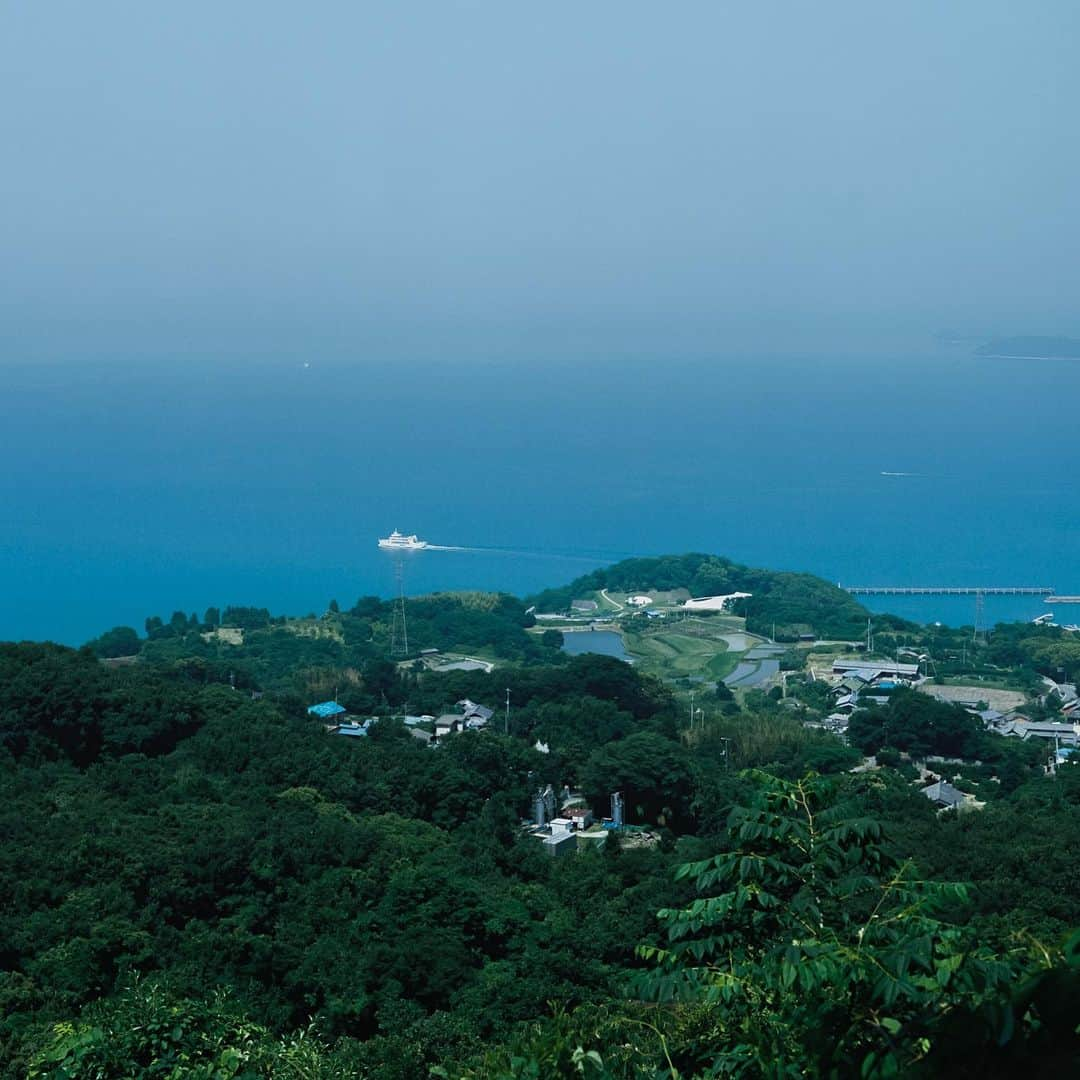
[975, 335, 1080, 359]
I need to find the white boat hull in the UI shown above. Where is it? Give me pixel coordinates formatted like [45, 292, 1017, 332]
[378, 531, 428, 550]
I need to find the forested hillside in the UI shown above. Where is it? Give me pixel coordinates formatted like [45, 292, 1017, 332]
[5, 560, 1080, 1076]
[528, 553, 870, 639]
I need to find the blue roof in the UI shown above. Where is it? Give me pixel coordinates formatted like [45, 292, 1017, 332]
[307, 701, 346, 718]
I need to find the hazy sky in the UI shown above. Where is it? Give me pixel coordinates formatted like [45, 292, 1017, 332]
[3, 2, 1078, 359]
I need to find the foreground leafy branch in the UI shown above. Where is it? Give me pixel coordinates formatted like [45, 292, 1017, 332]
[638, 771, 1080, 1077]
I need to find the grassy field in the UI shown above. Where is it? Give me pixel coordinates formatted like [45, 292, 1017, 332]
[934, 675, 1027, 691]
[623, 623, 744, 684]
[920, 684, 1028, 711]
[595, 588, 692, 609]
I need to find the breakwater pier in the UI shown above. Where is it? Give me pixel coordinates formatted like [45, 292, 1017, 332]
[843, 586, 1054, 597]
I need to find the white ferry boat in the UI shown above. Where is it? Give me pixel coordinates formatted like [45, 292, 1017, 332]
[378, 530, 428, 550]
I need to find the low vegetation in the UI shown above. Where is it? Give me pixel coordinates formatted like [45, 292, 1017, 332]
[621, 620, 740, 685]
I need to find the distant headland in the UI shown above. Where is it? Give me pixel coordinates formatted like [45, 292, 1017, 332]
[974, 335, 1080, 360]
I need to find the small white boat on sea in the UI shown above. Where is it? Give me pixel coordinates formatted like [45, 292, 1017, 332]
[378, 530, 428, 550]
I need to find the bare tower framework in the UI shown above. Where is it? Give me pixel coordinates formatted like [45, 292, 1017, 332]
[973, 589, 986, 644]
[390, 557, 409, 656]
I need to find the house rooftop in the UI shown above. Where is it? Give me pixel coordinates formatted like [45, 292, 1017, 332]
[922, 780, 967, 808]
[833, 660, 919, 678]
[1001, 720, 1080, 740]
[307, 701, 347, 719]
[334, 724, 368, 738]
[458, 699, 495, 721]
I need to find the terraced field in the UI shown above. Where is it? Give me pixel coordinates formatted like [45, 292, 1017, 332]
[622, 623, 744, 684]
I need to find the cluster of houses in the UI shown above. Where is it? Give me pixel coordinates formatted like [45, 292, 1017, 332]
[943, 683, 1080, 758]
[819, 660, 1080, 752]
[522, 787, 654, 856]
[981, 711, 1080, 748]
[307, 697, 498, 746]
[307, 700, 380, 738]
[808, 659, 1080, 810]
[431, 698, 495, 738]
[815, 660, 923, 733]
[307, 699, 652, 851]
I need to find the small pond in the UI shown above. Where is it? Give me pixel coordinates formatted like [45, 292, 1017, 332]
[560, 630, 632, 662]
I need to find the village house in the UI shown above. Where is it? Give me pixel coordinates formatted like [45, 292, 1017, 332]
[995, 719, 1080, 747]
[434, 715, 465, 739]
[921, 779, 977, 812]
[832, 660, 920, 682]
[307, 701, 347, 721]
[334, 719, 374, 738]
[457, 698, 495, 728]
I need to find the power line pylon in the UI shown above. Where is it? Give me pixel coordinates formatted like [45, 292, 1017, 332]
[973, 589, 986, 645]
[390, 558, 409, 656]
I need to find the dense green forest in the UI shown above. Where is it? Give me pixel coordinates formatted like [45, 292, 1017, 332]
[5, 557, 1080, 1076]
[85, 591, 552, 711]
[528, 553, 871, 639]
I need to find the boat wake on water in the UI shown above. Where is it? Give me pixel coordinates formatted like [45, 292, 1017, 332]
[379, 531, 614, 563]
[426, 544, 609, 563]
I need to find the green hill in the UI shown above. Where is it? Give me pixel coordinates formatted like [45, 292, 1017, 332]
[528, 552, 869, 640]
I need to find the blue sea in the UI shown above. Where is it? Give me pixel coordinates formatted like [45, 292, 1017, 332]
[3, 345, 1078, 644]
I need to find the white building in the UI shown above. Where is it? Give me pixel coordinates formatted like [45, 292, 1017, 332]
[682, 593, 752, 612]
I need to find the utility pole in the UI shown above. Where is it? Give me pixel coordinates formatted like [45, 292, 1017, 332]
[689, 689, 695, 729]
[505, 687, 511, 735]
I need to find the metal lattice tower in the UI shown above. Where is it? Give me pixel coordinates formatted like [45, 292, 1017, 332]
[973, 589, 986, 644]
[390, 558, 409, 656]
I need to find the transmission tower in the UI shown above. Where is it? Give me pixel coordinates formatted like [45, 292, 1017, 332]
[973, 589, 986, 644]
[390, 558, 409, 656]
